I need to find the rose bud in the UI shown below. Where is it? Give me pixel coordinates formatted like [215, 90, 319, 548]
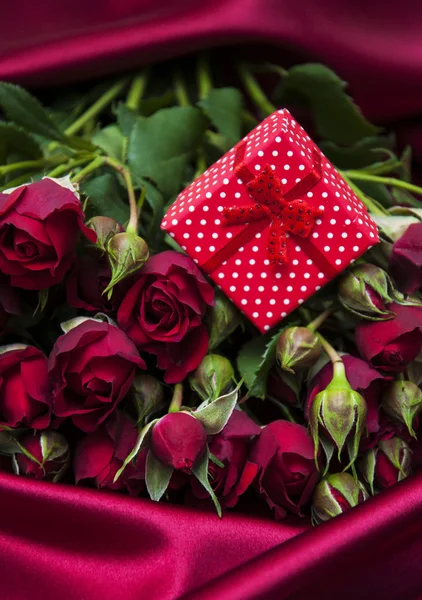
[309, 360, 367, 467]
[87, 216, 122, 252]
[207, 289, 242, 351]
[312, 472, 368, 523]
[66, 250, 128, 314]
[358, 437, 411, 494]
[49, 318, 145, 432]
[105, 232, 149, 296]
[131, 374, 166, 422]
[118, 251, 214, 383]
[355, 303, 422, 372]
[338, 264, 396, 320]
[151, 412, 207, 471]
[0, 344, 51, 430]
[74, 411, 145, 495]
[276, 326, 322, 373]
[249, 421, 319, 520]
[0, 178, 96, 290]
[306, 355, 385, 452]
[14, 431, 69, 482]
[390, 222, 422, 294]
[382, 380, 422, 437]
[189, 354, 235, 402]
[189, 410, 261, 508]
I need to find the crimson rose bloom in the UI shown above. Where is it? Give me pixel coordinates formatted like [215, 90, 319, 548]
[190, 410, 261, 508]
[0, 345, 51, 430]
[66, 250, 127, 314]
[0, 178, 95, 290]
[118, 251, 214, 383]
[355, 303, 422, 372]
[49, 319, 145, 432]
[249, 421, 319, 520]
[305, 355, 386, 450]
[74, 411, 145, 495]
[389, 223, 422, 294]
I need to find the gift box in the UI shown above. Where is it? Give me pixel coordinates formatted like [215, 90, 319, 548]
[162, 110, 379, 332]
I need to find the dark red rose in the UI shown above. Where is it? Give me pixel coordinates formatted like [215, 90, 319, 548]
[74, 411, 145, 495]
[66, 250, 127, 314]
[15, 430, 69, 481]
[355, 303, 422, 372]
[190, 410, 261, 508]
[0, 345, 51, 430]
[0, 178, 96, 290]
[249, 421, 319, 520]
[389, 223, 422, 294]
[49, 319, 145, 432]
[267, 365, 300, 407]
[305, 355, 385, 450]
[118, 251, 214, 383]
[151, 412, 207, 471]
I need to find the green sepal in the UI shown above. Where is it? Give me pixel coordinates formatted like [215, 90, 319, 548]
[145, 450, 173, 501]
[193, 383, 240, 435]
[113, 419, 158, 483]
[191, 448, 222, 517]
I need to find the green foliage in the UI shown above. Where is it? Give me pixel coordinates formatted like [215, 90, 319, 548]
[237, 329, 283, 399]
[199, 87, 243, 144]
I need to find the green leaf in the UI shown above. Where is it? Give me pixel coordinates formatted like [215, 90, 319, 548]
[0, 123, 42, 164]
[40, 431, 67, 462]
[115, 103, 142, 138]
[194, 384, 240, 435]
[113, 419, 158, 483]
[277, 64, 381, 145]
[0, 82, 65, 141]
[138, 90, 176, 116]
[82, 173, 129, 224]
[92, 125, 124, 161]
[199, 88, 243, 144]
[320, 135, 395, 170]
[128, 106, 207, 197]
[353, 180, 393, 207]
[145, 450, 173, 501]
[191, 448, 222, 517]
[237, 329, 283, 398]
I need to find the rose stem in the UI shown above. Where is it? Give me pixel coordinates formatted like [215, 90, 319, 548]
[126, 68, 150, 111]
[47, 156, 95, 178]
[174, 68, 190, 107]
[64, 77, 130, 137]
[266, 395, 296, 423]
[316, 332, 346, 379]
[345, 170, 422, 198]
[0, 156, 65, 177]
[340, 172, 388, 216]
[168, 384, 183, 413]
[197, 54, 213, 100]
[237, 64, 277, 116]
[0, 173, 36, 191]
[104, 157, 138, 232]
[71, 156, 106, 183]
[307, 307, 334, 333]
[357, 159, 402, 177]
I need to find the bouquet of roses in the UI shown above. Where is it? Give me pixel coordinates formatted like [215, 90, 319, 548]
[0, 55, 421, 524]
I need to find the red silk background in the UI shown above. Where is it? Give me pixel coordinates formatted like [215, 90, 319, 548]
[1, 1, 422, 598]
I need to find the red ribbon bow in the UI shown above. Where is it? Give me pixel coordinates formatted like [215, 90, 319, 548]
[201, 141, 337, 279]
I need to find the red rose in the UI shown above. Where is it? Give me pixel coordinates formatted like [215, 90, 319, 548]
[389, 223, 422, 294]
[118, 251, 214, 383]
[249, 421, 319, 520]
[305, 355, 385, 450]
[355, 303, 422, 372]
[0, 178, 95, 290]
[15, 430, 69, 481]
[151, 412, 207, 471]
[190, 410, 261, 508]
[0, 345, 51, 430]
[66, 250, 127, 314]
[74, 411, 145, 495]
[49, 319, 145, 432]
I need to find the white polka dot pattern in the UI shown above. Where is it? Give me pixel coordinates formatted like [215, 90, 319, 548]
[161, 109, 379, 332]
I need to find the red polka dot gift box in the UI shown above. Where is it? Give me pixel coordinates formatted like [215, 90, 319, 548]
[161, 109, 379, 333]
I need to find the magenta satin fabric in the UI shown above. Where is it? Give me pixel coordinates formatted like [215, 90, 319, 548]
[2, 2, 422, 598]
[1, 0, 422, 125]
